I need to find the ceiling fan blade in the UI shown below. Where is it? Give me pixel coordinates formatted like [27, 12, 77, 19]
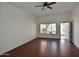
[41, 6, 45, 11]
[35, 5, 43, 7]
[47, 5, 52, 9]
[42, 2, 47, 5]
[48, 2, 56, 5]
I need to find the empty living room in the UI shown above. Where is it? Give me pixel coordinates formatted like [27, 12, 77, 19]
[0, 0, 79, 58]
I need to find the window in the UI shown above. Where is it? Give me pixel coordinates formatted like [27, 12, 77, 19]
[40, 23, 56, 34]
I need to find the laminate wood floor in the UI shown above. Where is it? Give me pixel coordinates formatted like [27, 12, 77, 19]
[1, 38, 79, 57]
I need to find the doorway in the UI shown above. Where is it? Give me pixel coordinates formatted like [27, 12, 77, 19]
[60, 22, 71, 40]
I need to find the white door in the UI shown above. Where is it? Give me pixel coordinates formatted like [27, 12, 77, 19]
[60, 22, 70, 40]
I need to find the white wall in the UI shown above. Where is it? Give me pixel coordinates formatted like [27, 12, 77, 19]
[71, 3, 79, 48]
[0, 3, 36, 55]
[36, 12, 72, 39]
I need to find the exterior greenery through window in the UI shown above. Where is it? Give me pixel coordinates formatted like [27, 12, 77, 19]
[40, 23, 56, 34]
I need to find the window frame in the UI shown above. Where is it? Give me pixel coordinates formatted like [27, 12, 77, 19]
[39, 23, 57, 35]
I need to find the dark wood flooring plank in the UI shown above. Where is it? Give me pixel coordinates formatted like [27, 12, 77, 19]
[1, 38, 79, 57]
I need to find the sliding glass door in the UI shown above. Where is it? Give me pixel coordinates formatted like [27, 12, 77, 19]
[60, 22, 71, 40]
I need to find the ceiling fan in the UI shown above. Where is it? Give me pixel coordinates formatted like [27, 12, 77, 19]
[35, 2, 56, 11]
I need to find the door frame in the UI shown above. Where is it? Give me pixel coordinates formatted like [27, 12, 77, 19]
[59, 21, 72, 40]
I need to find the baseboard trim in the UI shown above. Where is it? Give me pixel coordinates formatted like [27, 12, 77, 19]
[71, 40, 79, 49]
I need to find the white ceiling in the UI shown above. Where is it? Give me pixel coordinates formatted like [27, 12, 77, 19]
[8, 2, 76, 17]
